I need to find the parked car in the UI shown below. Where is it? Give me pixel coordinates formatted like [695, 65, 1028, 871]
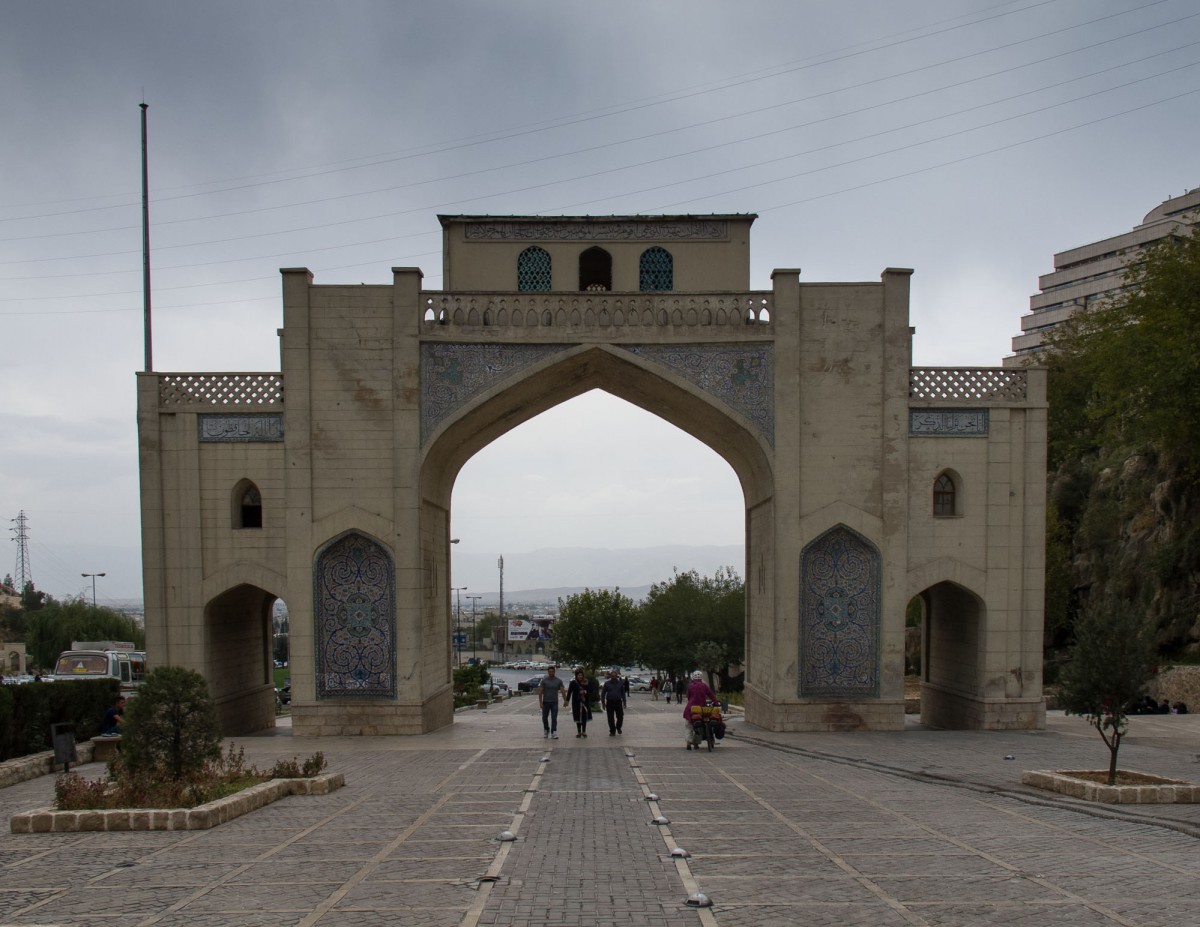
[488, 679, 510, 698]
[516, 675, 546, 692]
[627, 675, 651, 691]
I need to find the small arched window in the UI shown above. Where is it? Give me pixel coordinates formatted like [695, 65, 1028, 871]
[579, 247, 612, 291]
[235, 480, 263, 529]
[933, 473, 957, 517]
[518, 246, 552, 291]
[639, 246, 673, 291]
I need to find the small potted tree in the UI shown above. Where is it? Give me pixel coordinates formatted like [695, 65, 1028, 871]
[1023, 599, 1199, 802]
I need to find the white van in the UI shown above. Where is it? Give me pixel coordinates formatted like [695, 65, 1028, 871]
[50, 643, 146, 694]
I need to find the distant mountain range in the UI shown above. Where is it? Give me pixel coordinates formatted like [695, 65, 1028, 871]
[452, 544, 745, 607]
[106, 545, 746, 612]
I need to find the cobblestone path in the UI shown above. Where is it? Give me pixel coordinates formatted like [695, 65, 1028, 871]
[0, 696, 1194, 926]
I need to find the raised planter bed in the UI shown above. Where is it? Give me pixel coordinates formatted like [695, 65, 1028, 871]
[1022, 769, 1200, 804]
[10, 772, 344, 833]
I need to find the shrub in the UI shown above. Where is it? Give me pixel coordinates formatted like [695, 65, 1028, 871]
[121, 666, 221, 780]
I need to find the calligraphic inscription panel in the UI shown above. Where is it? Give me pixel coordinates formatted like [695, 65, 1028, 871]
[799, 525, 881, 698]
[421, 343, 568, 443]
[909, 409, 989, 436]
[197, 413, 284, 442]
[464, 220, 727, 242]
[621, 344, 774, 446]
[314, 532, 396, 700]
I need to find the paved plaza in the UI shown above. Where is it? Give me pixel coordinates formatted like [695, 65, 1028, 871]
[0, 692, 1196, 926]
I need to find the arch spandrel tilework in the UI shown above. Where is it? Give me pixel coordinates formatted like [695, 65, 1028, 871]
[621, 344, 774, 446]
[421, 343, 569, 443]
[799, 525, 881, 698]
[314, 531, 396, 699]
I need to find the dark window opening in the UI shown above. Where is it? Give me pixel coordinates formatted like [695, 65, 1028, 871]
[933, 474, 956, 517]
[240, 484, 263, 528]
[579, 247, 612, 291]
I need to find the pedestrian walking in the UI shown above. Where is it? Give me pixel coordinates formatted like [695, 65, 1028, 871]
[565, 668, 592, 737]
[601, 668, 625, 735]
[650, 677, 660, 701]
[538, 666, 564, 738]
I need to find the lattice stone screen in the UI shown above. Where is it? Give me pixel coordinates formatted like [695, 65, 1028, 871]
[159, 374, 283, 406]
[909, 368, 1027, 403]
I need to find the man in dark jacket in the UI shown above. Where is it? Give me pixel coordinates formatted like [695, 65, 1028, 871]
[601, 669, 625, 735]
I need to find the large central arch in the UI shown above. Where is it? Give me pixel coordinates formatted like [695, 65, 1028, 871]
[419, 344, 773, 718]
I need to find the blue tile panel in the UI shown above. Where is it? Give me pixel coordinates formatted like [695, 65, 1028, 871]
[314, 531, 396, 700]
[799, 525, 881, 698]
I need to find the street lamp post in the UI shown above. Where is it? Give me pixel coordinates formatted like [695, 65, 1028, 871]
[497, 555, 504, 661]
[451, 586, 468, 665]
[466, 594, 482, 662]
[81, 572, 106, 607]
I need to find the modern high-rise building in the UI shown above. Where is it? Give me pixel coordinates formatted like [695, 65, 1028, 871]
[1007, 187, 1200, 365]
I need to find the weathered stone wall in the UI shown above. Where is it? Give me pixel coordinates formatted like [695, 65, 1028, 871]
[1148, 665, 1200, 710]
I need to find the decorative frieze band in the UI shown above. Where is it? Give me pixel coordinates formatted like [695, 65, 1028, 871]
[463, 220, 728, 241]
[909, 409, 989, 437]
[198, 413, 285, 443]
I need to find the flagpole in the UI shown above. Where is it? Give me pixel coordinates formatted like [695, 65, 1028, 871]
[141, 102, 153, 372]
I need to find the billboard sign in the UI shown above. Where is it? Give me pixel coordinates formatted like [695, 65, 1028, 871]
[507, 619, 532, 642]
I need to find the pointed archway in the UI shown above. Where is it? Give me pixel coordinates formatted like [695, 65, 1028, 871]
[419, 344, 774, 724]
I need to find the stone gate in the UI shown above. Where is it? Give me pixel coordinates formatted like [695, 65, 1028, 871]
[137, 214, 1046, 735]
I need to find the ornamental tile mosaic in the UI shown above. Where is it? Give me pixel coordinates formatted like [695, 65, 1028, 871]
[313, 532, 396, 700]
[420, 343, 569, 443]
[799, 525, 880, 698]
[620, 344, 774, 446]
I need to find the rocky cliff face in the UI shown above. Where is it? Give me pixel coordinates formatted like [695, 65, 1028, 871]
[1050, 450, 1200, 660]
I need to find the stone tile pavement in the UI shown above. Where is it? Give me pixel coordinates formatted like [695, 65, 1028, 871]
[0, 692, 1196, 926]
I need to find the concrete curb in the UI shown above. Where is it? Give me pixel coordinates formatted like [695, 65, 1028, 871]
[9, 771, 344, 833]
[0, 742, 97, 789]
[1022, 769, 1200, 804]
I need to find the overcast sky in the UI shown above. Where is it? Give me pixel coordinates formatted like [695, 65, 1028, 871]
[2, 0, 1196, 601]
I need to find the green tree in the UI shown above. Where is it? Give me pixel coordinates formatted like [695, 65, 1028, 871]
[20, 581, 48, 612]
[636, 568, 744, 686]
[552, 588, 637, 676]
[1045, 228, 1200, 472]
[23, 599, 145, 669]
[474, 612, 498, 646]
[120, 666, 222, 780]
[452, 663, 488, 707]
[1056, 599, 1158, 785]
